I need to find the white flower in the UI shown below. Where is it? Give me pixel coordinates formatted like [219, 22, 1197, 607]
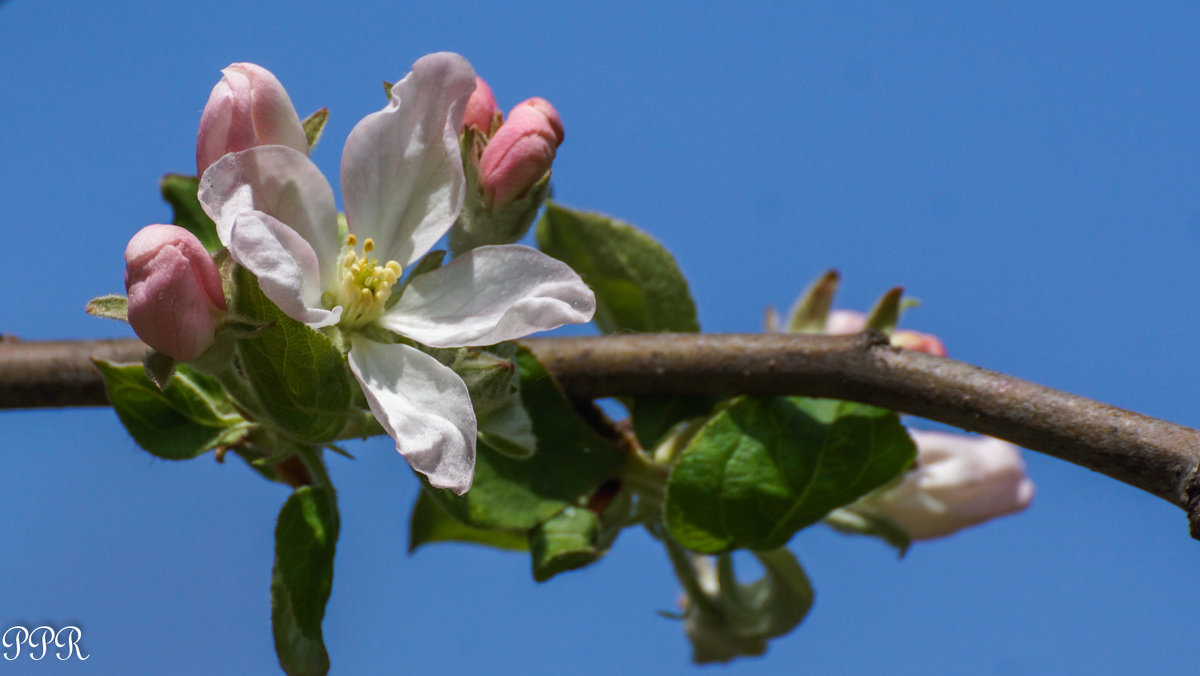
[856, 429, 1035, 540]
[198, 53, 595, 494]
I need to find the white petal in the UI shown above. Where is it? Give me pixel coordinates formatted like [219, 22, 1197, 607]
[380, 244, 596, 348]
[348, 338, 476, 494]
[229, 210, 341, 328]
[198, 145, 340, 288]
[340, 52, 475, 268]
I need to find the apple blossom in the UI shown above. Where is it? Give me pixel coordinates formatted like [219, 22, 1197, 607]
[852, 429, 1035, 540]
[124, 224, 227, 362]
[196, 63, 309, 176]
[462, 76, 499, 135]
[198, 52, 595, 494]
[478, 97, 564, 209]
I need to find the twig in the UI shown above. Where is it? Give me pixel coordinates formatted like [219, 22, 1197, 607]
[4, 333, 1200, 537]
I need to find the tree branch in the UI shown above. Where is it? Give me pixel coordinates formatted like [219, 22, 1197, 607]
[5, 333, 1200, 537]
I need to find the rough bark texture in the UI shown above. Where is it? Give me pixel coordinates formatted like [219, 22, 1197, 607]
[5, 333, 1200, 536]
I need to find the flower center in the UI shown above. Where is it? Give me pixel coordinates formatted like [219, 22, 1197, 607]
[331, 234, 402, 329]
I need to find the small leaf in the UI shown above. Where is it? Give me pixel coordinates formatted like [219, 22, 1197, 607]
[160, 174, 221, 252]
[301, 108, 329, 151]
[272, 486, 338, 676]
[233, 266, 352, 443]
[536, 202, 699, 334]
[683, 549, 815, 664]
[863, 286, 904, 333]
[93, 360, 247, 460]
[785, 269, 840, 333]
[529, 506, 602, 582]
[427, 346, 625, 531]
[271, 560, 329, 676]
[409, 489, 527, 553]
[85, 294, 128, 321]
[665, 396, 916, 553]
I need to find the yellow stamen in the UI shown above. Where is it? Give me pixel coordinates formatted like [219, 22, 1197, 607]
[331, 233, 403, 329]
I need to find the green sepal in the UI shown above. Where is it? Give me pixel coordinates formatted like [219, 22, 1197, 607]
[93, 359, 249, 460]
[529, 506, 603, 582]
[272, 485, 338, 676]
[382, 81, 393, 99]
[143, 350, 176, 390]
[301, 108, 329, 151]
[424, 342, 534, 459]
[425, 346, 624, 530]
[233, 266, 352, 443]
[784, 269, 840, 333]
[160, 174, 221, 252]
[665, 396, 916, 553]
[409, 489, 528, 553]
[823, 507, 912, 557]
[536, 202, 700, 334]
[85, 294, 128, 322]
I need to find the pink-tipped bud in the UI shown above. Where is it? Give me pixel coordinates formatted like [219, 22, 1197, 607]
[861, 430, 1034, 540]
[891, 330, 948, 357]
[462, 76, 500, 135]
[478, 97, 564, 209]
[124, 225, 227, 362]
[196, 63, 308, 175]
[824, 309, 947, 356]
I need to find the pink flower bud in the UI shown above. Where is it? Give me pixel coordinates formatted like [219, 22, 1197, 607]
[462, 76, 499, 135]
[196, 63, 308, 175]
[890, 330, 948, 357]
[824, 310, 947, 356]
[124, 225, 227, 362]
[862, 430, 1034, 540]
[478, 97, 564, 209]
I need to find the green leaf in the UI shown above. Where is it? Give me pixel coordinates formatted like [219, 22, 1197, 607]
[409, 489, 527, 553]
[85, 294, 128, 321]
[160, 174, 221, 252]
[630, 394, 720, 452]
[271, 560, 329, 676]
[233, 266, 352, 442]
[301, 108, 329, 151]
[665, 396, 916, 553]
[427, 346, 625, 530]
[684, 549, 815, 664]
[272, 486, 338, 676]
[93, 360, 248, 460]
[536, 202, 699, 334]
[529, 506, 602, 582]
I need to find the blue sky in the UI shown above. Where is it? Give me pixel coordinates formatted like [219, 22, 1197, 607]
[3, 1, 1200, 673]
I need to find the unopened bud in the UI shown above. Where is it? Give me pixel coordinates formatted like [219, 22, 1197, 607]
[124, 225, 227, 361]
[891, 330, 947, 357]
[824, 309, 947, 356]
[479, 97, 564, 209]
[857, 429, 1034, 540]
[196, 63, 308, 175]
[462, 76, 500, 135]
